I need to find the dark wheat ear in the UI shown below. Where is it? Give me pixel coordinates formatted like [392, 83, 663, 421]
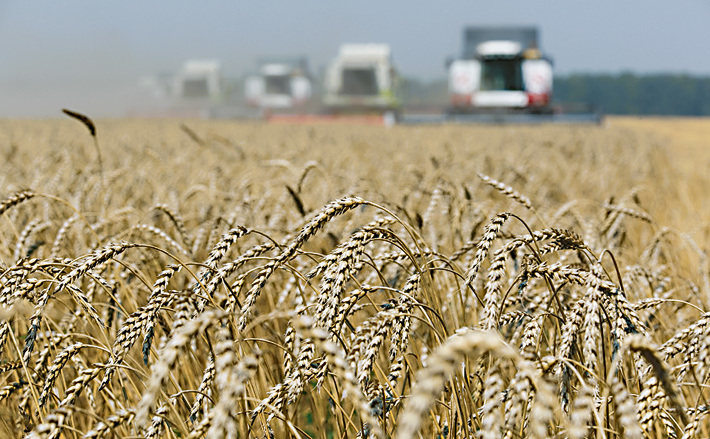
[286, 185, 306, 217]
[62, 108, 96, 137]
[62, 108, 103, 186]
[180, 123, 206, 146]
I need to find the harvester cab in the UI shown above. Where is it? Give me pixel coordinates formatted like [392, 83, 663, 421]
[448, 27, 553, 114]
[244, 58, 313, 112]
[322, 44, 399, 115]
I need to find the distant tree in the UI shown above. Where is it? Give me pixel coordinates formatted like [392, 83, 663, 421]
[554, 73, 710, 115]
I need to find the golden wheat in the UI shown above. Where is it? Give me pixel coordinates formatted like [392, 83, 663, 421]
[0, 118, 709, 438]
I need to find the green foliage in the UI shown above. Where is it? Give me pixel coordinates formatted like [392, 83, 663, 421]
[554, 73, 710, 115]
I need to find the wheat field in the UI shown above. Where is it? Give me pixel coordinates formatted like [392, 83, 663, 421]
[1, 116, 710, 438]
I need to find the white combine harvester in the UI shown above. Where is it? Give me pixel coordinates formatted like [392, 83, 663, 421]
[244, 58, 313, 112]
[396, 26, 601, 124]
[322, 44, 399, 116]
[447, 27, 552, 114]
[173, 60, 222, 101]
[131, 59, 225, 118]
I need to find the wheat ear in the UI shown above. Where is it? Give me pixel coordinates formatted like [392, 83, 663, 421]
[395, 328, 518, 439]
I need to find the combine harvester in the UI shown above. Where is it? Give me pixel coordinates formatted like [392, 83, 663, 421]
[322, 44, 399, 117]
[132, 59, 225, 118]
[402, 26, 602, 125]
[244, 57, 314, 114]
[267, 44, 399, 125]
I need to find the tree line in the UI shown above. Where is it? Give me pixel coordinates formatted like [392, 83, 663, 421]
[554, 73, 710, 115]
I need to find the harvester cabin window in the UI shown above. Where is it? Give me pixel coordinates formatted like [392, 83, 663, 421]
[341, 68, 378, 96]
[480, 59, 523, 91]
[265, 75, 291, 95]
[183, 79, 210, 98]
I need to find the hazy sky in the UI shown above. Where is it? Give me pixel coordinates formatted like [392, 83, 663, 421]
[1, 1, 709, 117]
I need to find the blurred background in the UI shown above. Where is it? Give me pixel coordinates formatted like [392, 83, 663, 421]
[0, 0, 709, 118]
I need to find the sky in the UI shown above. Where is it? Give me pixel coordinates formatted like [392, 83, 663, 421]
[1, 1, 709, 117]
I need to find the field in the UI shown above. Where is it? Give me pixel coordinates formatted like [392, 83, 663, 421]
[1, 116, 710, 438]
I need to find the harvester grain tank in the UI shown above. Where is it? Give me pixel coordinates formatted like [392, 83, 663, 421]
[323, 44, 399, 115]
[244, 58, 313, 112]
[447, 27, 553, 114]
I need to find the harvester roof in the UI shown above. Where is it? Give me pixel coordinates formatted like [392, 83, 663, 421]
[338, 44, 392, 63]
[463, 26, 538, 59]
[476, 40, 523, 58]
[180, 60, 221, 77]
